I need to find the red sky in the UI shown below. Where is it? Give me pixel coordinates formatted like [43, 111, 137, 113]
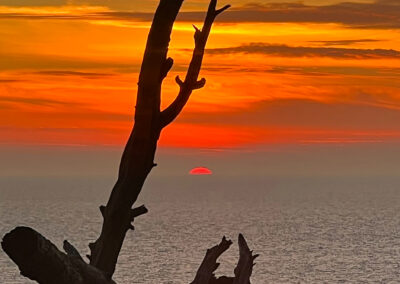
[1, 0, 400, 149]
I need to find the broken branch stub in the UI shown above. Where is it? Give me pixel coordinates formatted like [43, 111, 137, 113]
[192, 234, 258, 284]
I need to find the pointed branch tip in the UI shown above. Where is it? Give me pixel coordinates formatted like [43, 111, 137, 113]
[215, 4, 231, 16]
[193, 78, 206, 89]
[193, 24, 202, 43]
[130, 205, 148, 220]
[99, 205, 106, 217]
[160, 57, 174, 80]
[63, 240, 84, 261]
[175, 75, 184, 87]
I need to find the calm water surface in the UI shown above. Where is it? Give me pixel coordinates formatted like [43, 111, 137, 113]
[1, 175, 400, 283]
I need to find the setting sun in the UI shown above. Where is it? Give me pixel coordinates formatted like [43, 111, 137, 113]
[1, 1, 400, 284]
[189, 167, 213, 175]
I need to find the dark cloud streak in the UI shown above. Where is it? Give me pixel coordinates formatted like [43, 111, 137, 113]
[308, 39, 383, 46]
[212, 1, 400, 28]
[0, 1, 399, 29]
[35, 70, 115, 78]
[205, 43, 400, 59]
[0, 96, 81, 107]
[179, 99, 400, 130]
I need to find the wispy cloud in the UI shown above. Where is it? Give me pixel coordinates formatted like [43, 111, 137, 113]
[179, 99, 400, 130]
[0, 96, 80, 106]
[35, 70, 115, 78]
[0, 5, 110, 19]
[0, 79, 21, 83]
[0, 1, 399, 29]
[0, 53, 138, 71]
[205, 43, 400, 59]
[212, 1, 400, 28]
[201, 65, 400, 77]
[308, 39, 383, 46]
[0, 6, 150, 21]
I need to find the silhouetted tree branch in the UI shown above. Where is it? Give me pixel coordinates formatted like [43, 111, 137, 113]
[87, 0, 230, 277]
[191, 234, 258, 284]
[160, 0, 231, 128]
[233, 234, 259, 284]
[1, 1, 258, 283]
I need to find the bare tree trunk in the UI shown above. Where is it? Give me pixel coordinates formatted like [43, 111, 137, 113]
[88, 0, 230, 277]
[1, 1, 258, 283]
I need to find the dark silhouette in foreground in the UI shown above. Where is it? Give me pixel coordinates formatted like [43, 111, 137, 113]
[1, 1, 258, 283]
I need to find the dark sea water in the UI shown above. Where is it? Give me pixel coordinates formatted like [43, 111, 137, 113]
[2, 175, 400, 283]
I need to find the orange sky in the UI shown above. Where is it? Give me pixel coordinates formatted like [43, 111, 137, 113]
[1, 0, 400, 149]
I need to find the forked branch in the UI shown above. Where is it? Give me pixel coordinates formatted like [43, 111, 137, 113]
[191, 236, 233, 284]
[191, 234, 258, 284]
[1, 1, 241, 283]
[159, 0, 231, 128]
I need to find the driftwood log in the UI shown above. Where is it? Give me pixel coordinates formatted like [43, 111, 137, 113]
[2, 0, 258, 283]
[191, 234, 258, 284]
[2, 228, 257, 284]
[2, 227, 114, 284]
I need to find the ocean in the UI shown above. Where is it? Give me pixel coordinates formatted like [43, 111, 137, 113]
[1, 174, 400, 283]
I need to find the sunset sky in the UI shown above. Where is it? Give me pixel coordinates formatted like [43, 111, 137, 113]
[1, 0, 400, 151]
[3, 3, 400, 284]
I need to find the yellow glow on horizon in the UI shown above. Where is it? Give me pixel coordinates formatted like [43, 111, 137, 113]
[0, 5, 110, 15]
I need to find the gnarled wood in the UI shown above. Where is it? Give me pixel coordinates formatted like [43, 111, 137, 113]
[2, 1, 236, 283]
[233, 234, 259, 284]
[88, 0, 185, 276]
[191, 236, 233, 284]
[88, 0, 230, 277]
[1, 227, 114, 284]
[159, 0, 231, 128]
[192, 234, 258, 284]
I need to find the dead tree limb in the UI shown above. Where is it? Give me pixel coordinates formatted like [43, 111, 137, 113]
[192, 234, 258, 284]
[88, 0, 230, 277]
[1, 0, 237, 283]
[233, 234, 259, 284]
[1, 227, 114, 284]
[160, 0, 231, 128]
[191, 236, 233, 284]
